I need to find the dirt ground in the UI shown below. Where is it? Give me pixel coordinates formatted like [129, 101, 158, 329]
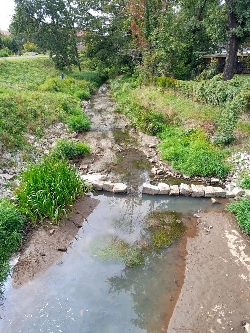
[167, 210, 250, 333]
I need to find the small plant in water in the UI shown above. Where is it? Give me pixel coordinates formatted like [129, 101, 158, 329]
[146, 211, 186, 249]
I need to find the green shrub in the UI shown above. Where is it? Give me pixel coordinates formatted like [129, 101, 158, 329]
[0, 199, 25, 283]
[227, 198, 250, 233]
[67, 109, 91, 132]
[38, 77, 91, 100]
[15, 155, 88, 224]
[52, 139, 91, 159]
[238, 171, 250, 189]
[69, 71, 106, 87]
[0, 58, 59, 91]
[158, 127, 229, 178]
[0, 91, 80, 149]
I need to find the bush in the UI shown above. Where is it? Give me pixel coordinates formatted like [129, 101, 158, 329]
[238, 171, 250, 189]
[0, 91, 80, 149]
[15, 155, 88, 224]
[227, 198, 250, 233]
[38, 77, 92, 100]
[67, 109, 91, 132]
[0, 199, 25, 283]
[52, 139, 91, 159]
[158, 127, 229, 178]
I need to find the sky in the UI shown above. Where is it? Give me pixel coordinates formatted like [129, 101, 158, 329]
[0, 0, 15, 30]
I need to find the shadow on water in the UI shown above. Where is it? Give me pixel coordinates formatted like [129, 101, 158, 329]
[0, 193, 225, 333]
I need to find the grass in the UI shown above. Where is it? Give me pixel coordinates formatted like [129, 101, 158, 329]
[15, 155, 90, 225]
[227, 198, 250, 233]
[0, 199, 25, 285]
[111, 77, 230, 178]
[51, 139, 91, 160]
[0, 57, 104, 288]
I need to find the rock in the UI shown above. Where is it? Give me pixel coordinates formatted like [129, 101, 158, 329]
[2, 173, 15, 180]
[191, 185, 205, 197]
[142, 183, 159, 195]
[211, 177, 220, 184]
[92, 180, 104, 191]
[213, 187, 226, 198]
[179, 183, 191, 196]
[169, 185, 179, 196]
[158, 182, 170, 194]
[211, 197, 219, 204]
[113, 183, 127, 193]
[204, 186, 216, 197]
[102, 181, 114, 192]
[49, 229, 55, 235]
[232, 187, 245, 197]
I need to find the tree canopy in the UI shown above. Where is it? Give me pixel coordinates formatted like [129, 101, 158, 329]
[10, 0, 250, 79]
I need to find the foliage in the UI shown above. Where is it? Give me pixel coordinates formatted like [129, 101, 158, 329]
[52, 139, 91, 160]
[227, 198, 250, 233]
[67, 108, 91, 132]
[0, 58, 60, 91]
[0, 199, 25, 283]
[238, 171, 250, 189]
[111, 77, 165, 135]
[15, 155, 88, 225]
[22, 41, 38, 53]
[0, 47, 12, 57]
[0, 90, 80, 149]
[158, 127, 229, 178]
[38, 77, 92, 100]
[12, 0, 82, 72]
[175, 74, 250, 145]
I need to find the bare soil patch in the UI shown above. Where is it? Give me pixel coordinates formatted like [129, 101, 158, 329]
[11, 196, 99, 287]
[167, 210, 250, 332]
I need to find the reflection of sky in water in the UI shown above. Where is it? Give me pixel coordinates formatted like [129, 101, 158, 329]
[0, 194, 216, 333]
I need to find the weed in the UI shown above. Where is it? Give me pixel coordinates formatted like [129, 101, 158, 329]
[67, 109, 91, 132]
[15, 155, 88, 225]
[158, 127, 229, 178]
[0, 199, 25, 283]
[227, 198, 250, 233]
[52, 139, 91, 159]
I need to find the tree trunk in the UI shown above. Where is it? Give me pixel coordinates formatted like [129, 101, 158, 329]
[223, 0, 240, 81]
[223, 33, 239, 80]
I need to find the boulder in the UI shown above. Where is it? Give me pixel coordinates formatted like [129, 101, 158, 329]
[213, 187, 226, 198]
[102, 181, 114, 192]
[142, 183, 159, 195]
[204, 186, 216, 197]
[179, 183, 191, 196]
[191, 184, 205, 197]
[169, 185, 179, 196]
[158, 182, 170, 194]
[113, 183, 127, 193]
[91, 180, 104, 191]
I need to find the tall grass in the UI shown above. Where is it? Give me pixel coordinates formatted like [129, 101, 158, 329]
[227, 198, 250, 233]
[15, 155, 89, 225]
[0, 199, 25, 284]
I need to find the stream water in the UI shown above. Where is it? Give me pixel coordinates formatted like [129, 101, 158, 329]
[0, 86, 226, 332]
[0, 193, 221, 333]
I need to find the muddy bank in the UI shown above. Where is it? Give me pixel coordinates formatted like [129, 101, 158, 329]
[167, 211, 250, 332]
[11, 196, 99, 287]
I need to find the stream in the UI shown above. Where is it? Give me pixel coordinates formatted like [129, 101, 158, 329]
[0, 86, 226, 333]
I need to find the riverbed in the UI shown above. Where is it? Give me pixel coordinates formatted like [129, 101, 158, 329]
[1, 85, 250, 333]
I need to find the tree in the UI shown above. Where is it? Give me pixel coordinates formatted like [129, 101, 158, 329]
[11, 0, 82, 72]
[223, 0, 250, 80]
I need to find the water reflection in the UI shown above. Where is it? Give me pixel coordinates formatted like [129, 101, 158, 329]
[0, 194, 217, 333]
